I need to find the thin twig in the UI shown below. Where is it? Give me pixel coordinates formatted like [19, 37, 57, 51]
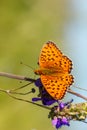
[11, 82, 33, 91]
[10, 88, 35, 95]
[0, 72, 35, 82]
[73, 85, 87, 91]
[10, 90, 33, 95]
[68, 89, 87, 101]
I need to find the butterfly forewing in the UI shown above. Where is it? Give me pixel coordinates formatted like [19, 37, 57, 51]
[39, 41, 72, 73]
[39, 41, 62, 69]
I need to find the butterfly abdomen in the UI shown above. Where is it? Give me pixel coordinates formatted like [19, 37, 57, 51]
[34, 68, 59, 75]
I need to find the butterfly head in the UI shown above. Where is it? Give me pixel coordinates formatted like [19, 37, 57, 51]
[34, 69, 42, 75]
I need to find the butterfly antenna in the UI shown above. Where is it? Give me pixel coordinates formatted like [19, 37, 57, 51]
[73, 85, 87, 92]
[20, 61, 35, 70]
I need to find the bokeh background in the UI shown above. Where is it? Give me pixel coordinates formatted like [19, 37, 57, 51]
[0, 0, 87, 130]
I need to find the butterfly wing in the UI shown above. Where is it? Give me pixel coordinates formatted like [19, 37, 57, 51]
[39, 41, 62, 68]
[39, 41, 72, 73]
[60, 56, 72, 73]
[41, 74, 74, 100]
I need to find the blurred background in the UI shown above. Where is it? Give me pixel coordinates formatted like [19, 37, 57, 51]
[0, 0, 87, 130]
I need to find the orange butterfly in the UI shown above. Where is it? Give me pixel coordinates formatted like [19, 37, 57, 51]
[34, 41, 74, 100]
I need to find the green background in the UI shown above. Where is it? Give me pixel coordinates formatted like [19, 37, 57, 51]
[0, 0, 87, 130]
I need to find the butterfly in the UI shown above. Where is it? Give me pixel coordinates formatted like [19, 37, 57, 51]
[34, 41, 74, 100]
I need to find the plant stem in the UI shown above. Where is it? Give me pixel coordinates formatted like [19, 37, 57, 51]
[68, 89, 87, 101]
[0, 72, 35, 82]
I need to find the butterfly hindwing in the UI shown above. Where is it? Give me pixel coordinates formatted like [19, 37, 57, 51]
[41, 74, 73, 100]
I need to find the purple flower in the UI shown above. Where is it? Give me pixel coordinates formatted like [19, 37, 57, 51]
[52, 117, 58, 126]
[58, 99, 73, 110]
[58, 102, 65, 110]
[56, 118, 62, 129]
[34, 78, 42, 87]
[32, 96, 57, 106]
[62, 117, 70, 126]
[32, 97, 41, 101]
[52, 117, 70, 129]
